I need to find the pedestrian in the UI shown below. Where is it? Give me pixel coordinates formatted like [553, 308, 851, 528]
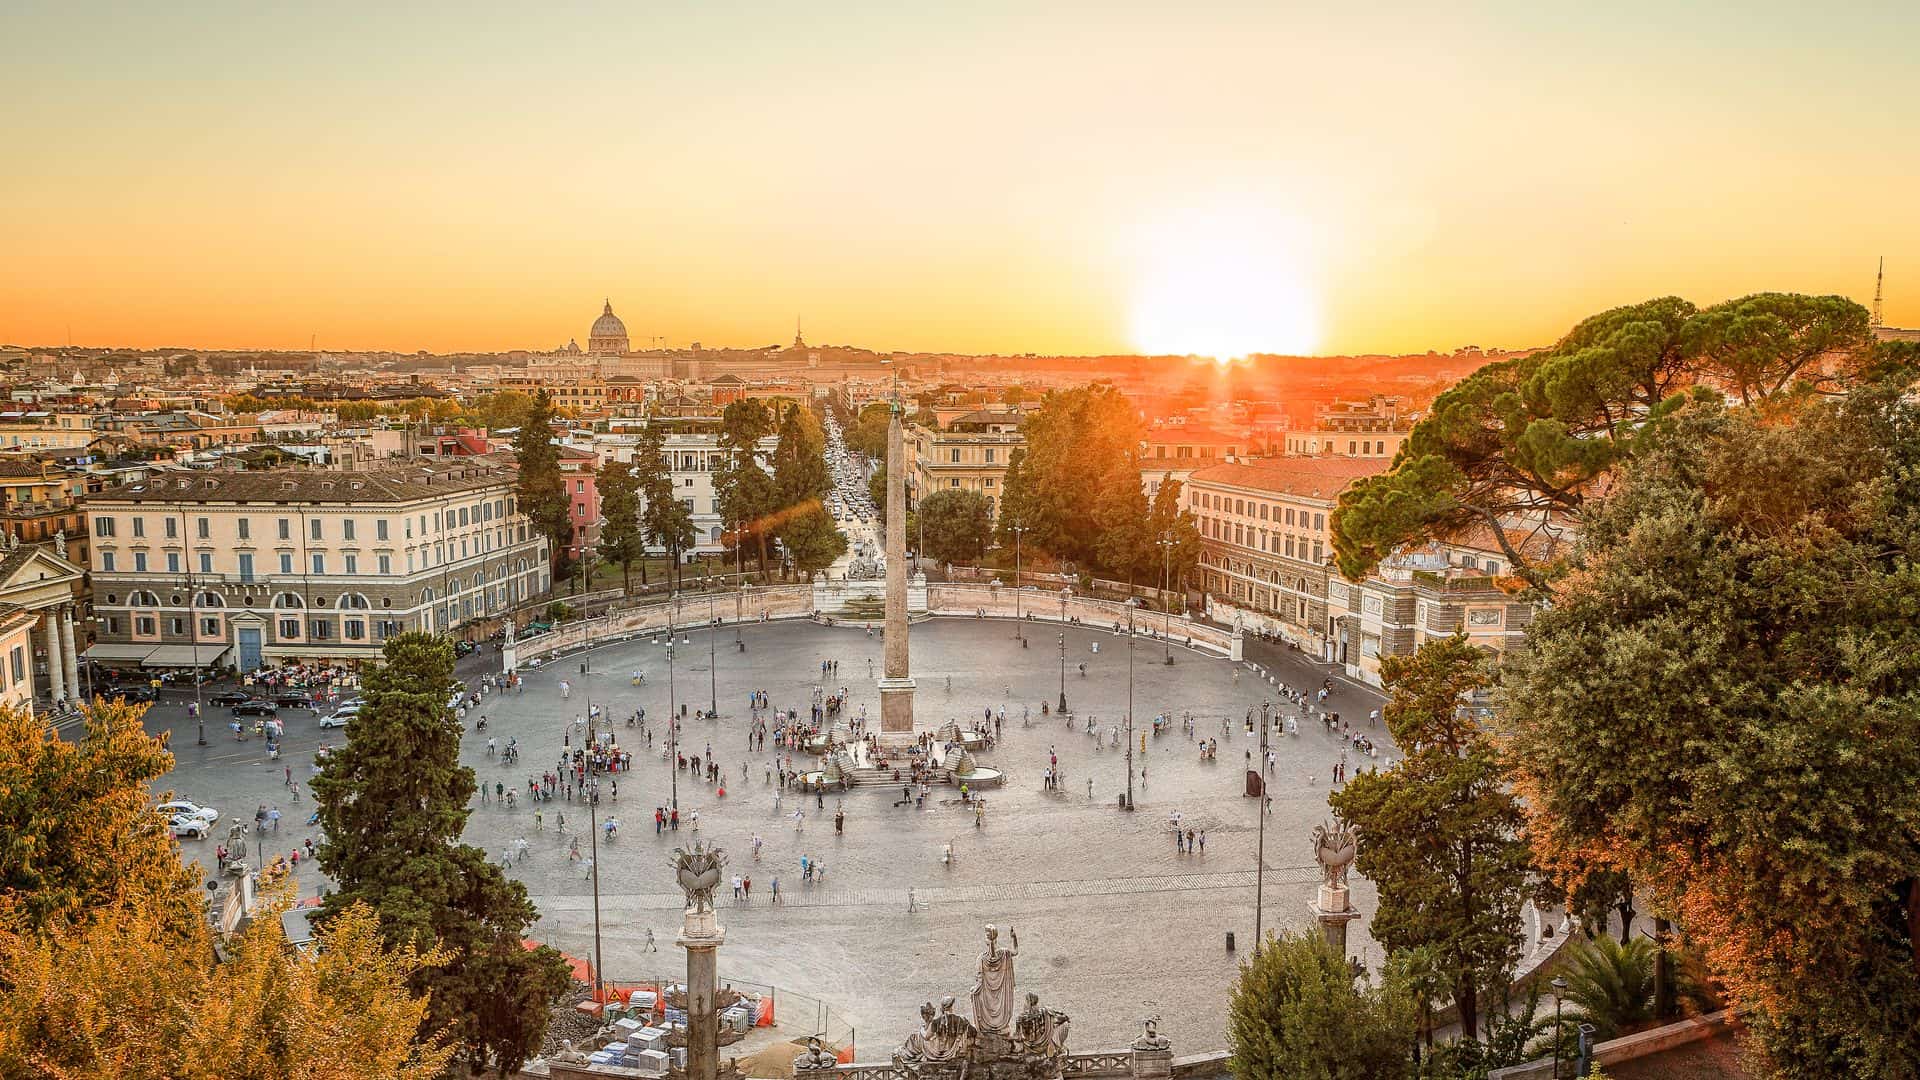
[743, 875, 752, 900]
[771, 877, 781, 904]
[645, 927, 658, 951]
[269, 807, 281, 834]
[1198, 830, 1206, 854]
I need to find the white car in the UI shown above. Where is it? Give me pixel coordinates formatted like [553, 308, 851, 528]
[156, 800, 218, 824]
[169, 814, 211, 839]
[318, 711, 352, 729]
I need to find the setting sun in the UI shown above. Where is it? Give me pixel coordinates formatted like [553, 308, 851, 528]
[1127, 205, 1322, 359]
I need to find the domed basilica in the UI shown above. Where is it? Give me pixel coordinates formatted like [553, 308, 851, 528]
[588, 299, 630, 355]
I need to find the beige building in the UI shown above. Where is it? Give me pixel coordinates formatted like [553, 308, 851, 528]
[0, 413, 95, 451]
[84, 463, 550, 671]
[907, 411, 1026, 521]
[1282, 395, 1412, 458]
[0, 543, 86, 708]
[0, 605, 39, 715]
[1140, 425, 1250, 499]
[1188, 457, 1390, 656]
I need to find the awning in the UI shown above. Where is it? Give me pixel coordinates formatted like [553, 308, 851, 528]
[140, 644, 230, 668]
[83, 643, 159, 662]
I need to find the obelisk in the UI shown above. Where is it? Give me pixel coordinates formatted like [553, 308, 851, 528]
[878, 401, 917, 746]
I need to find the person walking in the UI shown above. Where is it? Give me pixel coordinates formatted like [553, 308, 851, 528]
[645, 927, 658, 952]
[770, 877, 781, 905]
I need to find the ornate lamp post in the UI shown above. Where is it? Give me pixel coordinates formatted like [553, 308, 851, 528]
[588, 783, 604, 1003]
[1010, 522, 1027, 642]
[1551, 976, 1568, 1078]
[1254, 700, 1270, 950]
[1157, 534, 1175, 665]
[1124, 607, 1135, 811]
[1056, 587, 1069, 715]
[665, 598, 679, 813]
[707, 592, 717, 718]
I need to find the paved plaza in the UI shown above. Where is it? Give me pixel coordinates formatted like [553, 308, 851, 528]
[144, 617, 1391, 1054]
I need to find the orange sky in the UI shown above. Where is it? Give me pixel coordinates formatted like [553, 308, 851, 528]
[2, 4, 1916, 356]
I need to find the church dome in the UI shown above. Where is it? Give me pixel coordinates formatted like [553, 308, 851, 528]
[588, 299, 629, 355]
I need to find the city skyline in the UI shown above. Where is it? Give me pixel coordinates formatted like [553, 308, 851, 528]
[4, 3, 1916, 356]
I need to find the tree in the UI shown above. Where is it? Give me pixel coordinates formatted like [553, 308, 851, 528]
[1226, 929, 1416, 1080]
[715, 399, 777, 581]
[596, 456, 644, 594]
[1501, 384, 1920, 1079]
[512, 390, 571, 575]
[1557, 935, 1657, 1041]
[313, 633, 570, 1075]
[915, 489, 991, 566]
[1092, 473, 1152, 589]
[771, 402, 830, 509]
[470, 389, 536, 432]
[0, 701, 198, 937]
[1330, 294, 1876, 587]
[844, 402, 892, 460]
[776, 501, 849, 579]
[1328, 636, 1531, 1042]
[1146, 478, 1202, 608]
[634, 423, 686, 589]
[993, 385, 1143, 574]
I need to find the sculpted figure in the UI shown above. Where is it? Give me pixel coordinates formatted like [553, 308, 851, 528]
[927, 996, 975, 1062]
[1131, 1016, 1170, 1052]
[671, 841, 727, 914]
[1310, 819, 1359, 890]
[1016, 991, 1070, 1060]
[971, 924, 1019, 1033]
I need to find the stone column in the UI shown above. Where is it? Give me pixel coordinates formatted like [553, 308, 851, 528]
[1312, 880, 1360, 956]
[44, 612, 67, 705]
[677, 904, 726, 1080]
[877, 404, 917, 746]
[59, 605, 80, 701]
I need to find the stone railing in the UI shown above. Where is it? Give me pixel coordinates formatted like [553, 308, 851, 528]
[925, 583, 1237, 658]
[811, 1047, 1202, 1080]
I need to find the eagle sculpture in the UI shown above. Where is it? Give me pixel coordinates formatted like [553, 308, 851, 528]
[671, 841, 727, 914]
[1310, 819, 1358, 890]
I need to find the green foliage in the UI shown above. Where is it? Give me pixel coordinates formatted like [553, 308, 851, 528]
[1147, 478, 1202, 600]
[716, 399, 778, 580]
[777, 501, 849, 577]
[916, 489, 992, 566]
[1227, 930, 1417, 1080]
[1501, 381, 1920, 1079]
[1330, 637, 1531, 1041]
[468, 389, 537, 432]
[595, 456, 644, 593]
[635, 424, 694, 589]
[772, 402, 830, 508]
[993, 385, 1144, 579]
[313, 633, 570, 1075]
[512, 390, 571, 571]
[1330, 293, 1877, 585]
[844, 402, 891, 460]
[1557, 935, 1655, 1040]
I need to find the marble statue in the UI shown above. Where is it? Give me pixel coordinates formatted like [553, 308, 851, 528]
[3, 533, 16, 551]
[930, 996, 976, 1061]
[795, 1035, 840, 1071]
[971, 924, 1019, 1033]
[503, 616, 515, 644]
[1015, 992, 1070, 1061]
[51, 531, 66, 558]
[1131, 1017, 1170, 1052]
[671, 840, 727, 915]
[1310, 819, 1358, 891]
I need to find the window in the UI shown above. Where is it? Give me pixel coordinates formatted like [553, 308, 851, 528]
[1348, 441, 1357, 454]
[344, 554, 358, 574]
[196, 517, 209, 539]
[102, 617, 118, 635]
[378, 554, 390, 575]
[376, 519, 388, 541]
[166, 553, 180, 573]
[279, 618, 300, 639]
[199, 553, 212, 573]
[343, 520, 356, 541]
[311, 554, 325, 574]
[984, 448, 995, 463]
[136, 617, 156, 636]
[133, 552, 148, 572]
[983, 477, 995, 488]
[100, 552, 115, 572]
[8, 647, 21, 685]
[201, 617, 219, 636]
[279, 553, 293, 574]
[278, 518, 291, 540]
[132, 517, 145, 538]
[1313, 540, 1324, 562]
[950, 449, 961, 463]
[575, 480, 585, 494]
[237, 518, 250, 541]
[164, 517, 177, 539]
[950, 479, 960, 488]
[308, 619, 331, 640]
[168, 617, 185, 636]
[95, 517, 114, 537]
[237, 553, 254, 581]
[310, 519, 322, 541]
[345, 619, 366, 641]
[1313, 513, 1324, 531]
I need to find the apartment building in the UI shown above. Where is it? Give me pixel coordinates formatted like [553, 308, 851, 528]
[1140, 424, 1250, 499]
[84, 463, 550, 671]
[907, 411, 1026, 521]
[1282, 395, 1413, 458]
[585, 421, 778, 558]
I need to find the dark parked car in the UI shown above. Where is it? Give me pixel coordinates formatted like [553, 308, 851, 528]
[231, 700, 277, 717]
[210, 690, 253, 707]
[272, 693, 316, 710]
[107, 685, 157, 704]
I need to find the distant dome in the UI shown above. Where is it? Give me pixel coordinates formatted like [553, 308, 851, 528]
[588, 299, 629, 355]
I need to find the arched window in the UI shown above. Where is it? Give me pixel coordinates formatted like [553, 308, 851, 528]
[272, 592, 305, 609]
[337, 592, 370, 610]
[129, 590, 161, 607]
[193, 590, 224, 607]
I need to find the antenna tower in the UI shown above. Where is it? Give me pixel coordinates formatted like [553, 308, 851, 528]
[1871, 256, 1885, 328]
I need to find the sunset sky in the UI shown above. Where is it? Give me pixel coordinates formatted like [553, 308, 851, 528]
[3, 3, 1916, 356]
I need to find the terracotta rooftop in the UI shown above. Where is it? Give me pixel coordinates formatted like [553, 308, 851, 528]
[1188, 457, 1390, 499]
[91, 463, 518, 505]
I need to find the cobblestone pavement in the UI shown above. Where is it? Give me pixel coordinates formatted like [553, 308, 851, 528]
[145, 617, 1390, 1054]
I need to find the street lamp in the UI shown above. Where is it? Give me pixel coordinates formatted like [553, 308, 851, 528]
[1124, 607, 1135, 811]
[1254, 700, 1270, 951]
[707, 593, 717, 718]
[1009, 522, 1027, 641]
[1551, 976, 1568, 1078]
[665, 598, 679, 813]
[1157, 534, 1175, 666]
[1056, 588, 1069, 715]
[588, 783, 604, 1004]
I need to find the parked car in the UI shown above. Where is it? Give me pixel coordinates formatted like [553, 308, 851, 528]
[231, 700, 277, 717]
[156, 800, 219, 824]
[169, 814, 210, 840]
[272, 693, 316, 710]
[108, 685, 158, 704]
[318, 711, 353, 729]
[210, 690, 253, 707]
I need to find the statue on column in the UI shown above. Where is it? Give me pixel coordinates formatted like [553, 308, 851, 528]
[970, 924, 1019, 1034]
[671, 841, 726, 916]
[503, 616, 516, 645]
[51, 531, 66, 559]
[1310, 819, 1358, 892]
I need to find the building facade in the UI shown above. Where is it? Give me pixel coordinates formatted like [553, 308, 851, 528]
[1187, 458, 1389, 657]
[907, 411, 1026, 521]
[84, 463, 550, 670]
[1282, 395, 1412, 458]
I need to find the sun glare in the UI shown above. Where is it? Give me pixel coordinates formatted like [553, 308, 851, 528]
[1127, 205, 1322, 359]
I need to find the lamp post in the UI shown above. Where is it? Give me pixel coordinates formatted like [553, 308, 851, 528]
[707, 593, 717, 718]
[588, 784, 604, 1004]
[1010, 522, 1027, 641]
[1124, 607, 1135, 811]
[735, 580, 744, 644]
[1254, 700, 1270, 951]
[1056, 588, 1069, 715]
[666, 597, 679, 813]
[1157, 534, 1175, 665]
[1551, 976, 1568, 1078]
